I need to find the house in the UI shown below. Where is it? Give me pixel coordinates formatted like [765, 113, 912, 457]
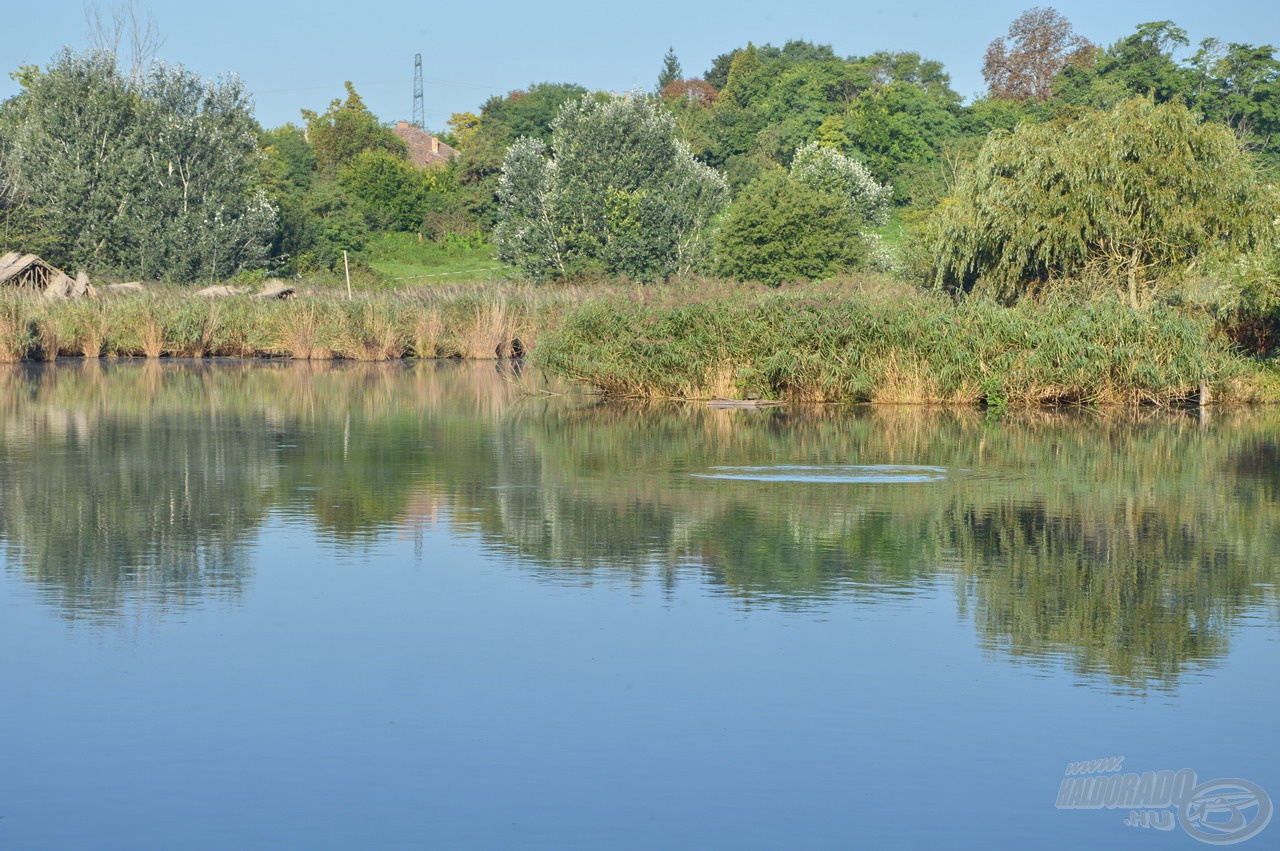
[391, 121, 460, 168]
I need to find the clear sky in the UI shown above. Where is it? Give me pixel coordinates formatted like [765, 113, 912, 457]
[3, 1, 1277, 131]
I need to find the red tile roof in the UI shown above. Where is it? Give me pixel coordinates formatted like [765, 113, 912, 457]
[392, 122, 460, 168]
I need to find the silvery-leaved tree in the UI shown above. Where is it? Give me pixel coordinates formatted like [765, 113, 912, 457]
[0, 48, 275, 282]
[494, 94, 728, 281]
[789, 142, 893, 228]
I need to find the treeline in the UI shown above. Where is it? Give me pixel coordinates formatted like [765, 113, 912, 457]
[1, 7, 1279, 312]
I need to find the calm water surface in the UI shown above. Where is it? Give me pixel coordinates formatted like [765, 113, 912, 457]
[1, 361, 1277, 849]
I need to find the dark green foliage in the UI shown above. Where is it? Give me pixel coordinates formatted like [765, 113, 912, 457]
[300, 82, 406, 173]
[687, 40, 962, 204]
[340, 150, 448, 232]
[260, 124, 315, 194]
[656, 47, 682, 92]
[714, 171, 866, 285]
[0, 49, 274, 282]
[494, 96, 728, 281]
[455, 82, 589, 226]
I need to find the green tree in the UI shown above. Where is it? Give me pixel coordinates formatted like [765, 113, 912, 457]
[1191, 40, 1280, 168]
[1056, 22, 1192, 107]
[924, 97, 1280, 305]
[843, 81, 960, 196]
[656, 47, 683, 92]
[715, 145, 889, 284]
[301, 82, 406, 173]
[0, 49, 275, 281]
[260, 123, 316, 195]
[455, 82, 588, 226]
[713, 170, 867, 285]
[719, 44, 766, 107]
[790, 141, 892, 226]
[340, 149, 445, 232]
[494, 95, 728, 280]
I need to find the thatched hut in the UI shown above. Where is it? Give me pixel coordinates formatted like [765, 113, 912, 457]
[0, 252, 93, 298]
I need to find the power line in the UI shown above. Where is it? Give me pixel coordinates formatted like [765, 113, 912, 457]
[255, 74, 504, 96]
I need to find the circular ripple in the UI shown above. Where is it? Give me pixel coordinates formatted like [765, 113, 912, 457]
[692, 465, 949, 483]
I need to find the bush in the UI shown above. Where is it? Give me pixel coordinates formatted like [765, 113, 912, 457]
[789, 141, 893, 226]
[714, 144, 893, 285]
[714, 171, 867, 284]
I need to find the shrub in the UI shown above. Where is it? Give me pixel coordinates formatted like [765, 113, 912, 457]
[789, 142, 893, 227]
[714, 171, 868, 285]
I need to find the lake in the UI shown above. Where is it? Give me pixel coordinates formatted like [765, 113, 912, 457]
[1, 361, 1276, 849]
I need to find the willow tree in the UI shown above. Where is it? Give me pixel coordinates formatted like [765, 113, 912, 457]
[925, 97, 1280, 305]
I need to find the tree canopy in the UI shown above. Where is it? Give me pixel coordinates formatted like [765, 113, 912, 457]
[924, 97, 1280, 305]
[983, 7, 1094, 101]
[0, 49, 275, 281]
[494, 95, 727, 280]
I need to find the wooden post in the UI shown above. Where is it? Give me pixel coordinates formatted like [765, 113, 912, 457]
[343, 250, 353, 300]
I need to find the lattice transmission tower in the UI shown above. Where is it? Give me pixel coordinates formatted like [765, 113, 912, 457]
[412, 54, 425, 129]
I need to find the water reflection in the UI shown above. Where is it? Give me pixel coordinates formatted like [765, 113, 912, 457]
[692, 464, 950, 483]
[0, 360, 1277, 690]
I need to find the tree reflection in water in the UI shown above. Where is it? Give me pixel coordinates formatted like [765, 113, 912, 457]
[1, 360, 1276, 690]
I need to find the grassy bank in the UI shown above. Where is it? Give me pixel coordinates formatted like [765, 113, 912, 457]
[2, 277, 1274, 406]
[533, 281, 1271, 406]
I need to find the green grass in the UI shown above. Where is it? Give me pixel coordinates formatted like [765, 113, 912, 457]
[874, 207, 909, 259]
[359, 232, 511, 285]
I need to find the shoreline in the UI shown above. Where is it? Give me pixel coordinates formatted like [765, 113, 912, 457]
[3, 279, 1275, 408]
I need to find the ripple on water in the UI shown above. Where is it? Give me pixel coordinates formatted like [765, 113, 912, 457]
[691, 465, 950, 484]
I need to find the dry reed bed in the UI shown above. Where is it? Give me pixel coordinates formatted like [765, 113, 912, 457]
[0, 285, 582, 362]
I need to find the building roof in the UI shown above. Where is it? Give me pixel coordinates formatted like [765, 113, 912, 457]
[392, 122, 460, 168]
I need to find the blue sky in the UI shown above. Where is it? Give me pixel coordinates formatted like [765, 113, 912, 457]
[3, 1, 1276, 131]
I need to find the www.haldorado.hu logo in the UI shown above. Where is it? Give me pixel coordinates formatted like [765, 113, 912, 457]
[1056, 757, 1272, 845]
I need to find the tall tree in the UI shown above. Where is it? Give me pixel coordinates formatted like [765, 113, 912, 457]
[0, 49, 275, 281]
[454, 82, 588, 226]
[300, 82, 406, 173]
[925, 98, 1280, 305]
[494, 95, 728, 281]
[656, 47, 683, 92]
[984, 7, 1093, 101]
[1192, 40, 1280, 157]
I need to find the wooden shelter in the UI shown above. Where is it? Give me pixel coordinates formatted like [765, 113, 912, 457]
[0, 252, 94, 298]
[0, 252, 67, 291]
